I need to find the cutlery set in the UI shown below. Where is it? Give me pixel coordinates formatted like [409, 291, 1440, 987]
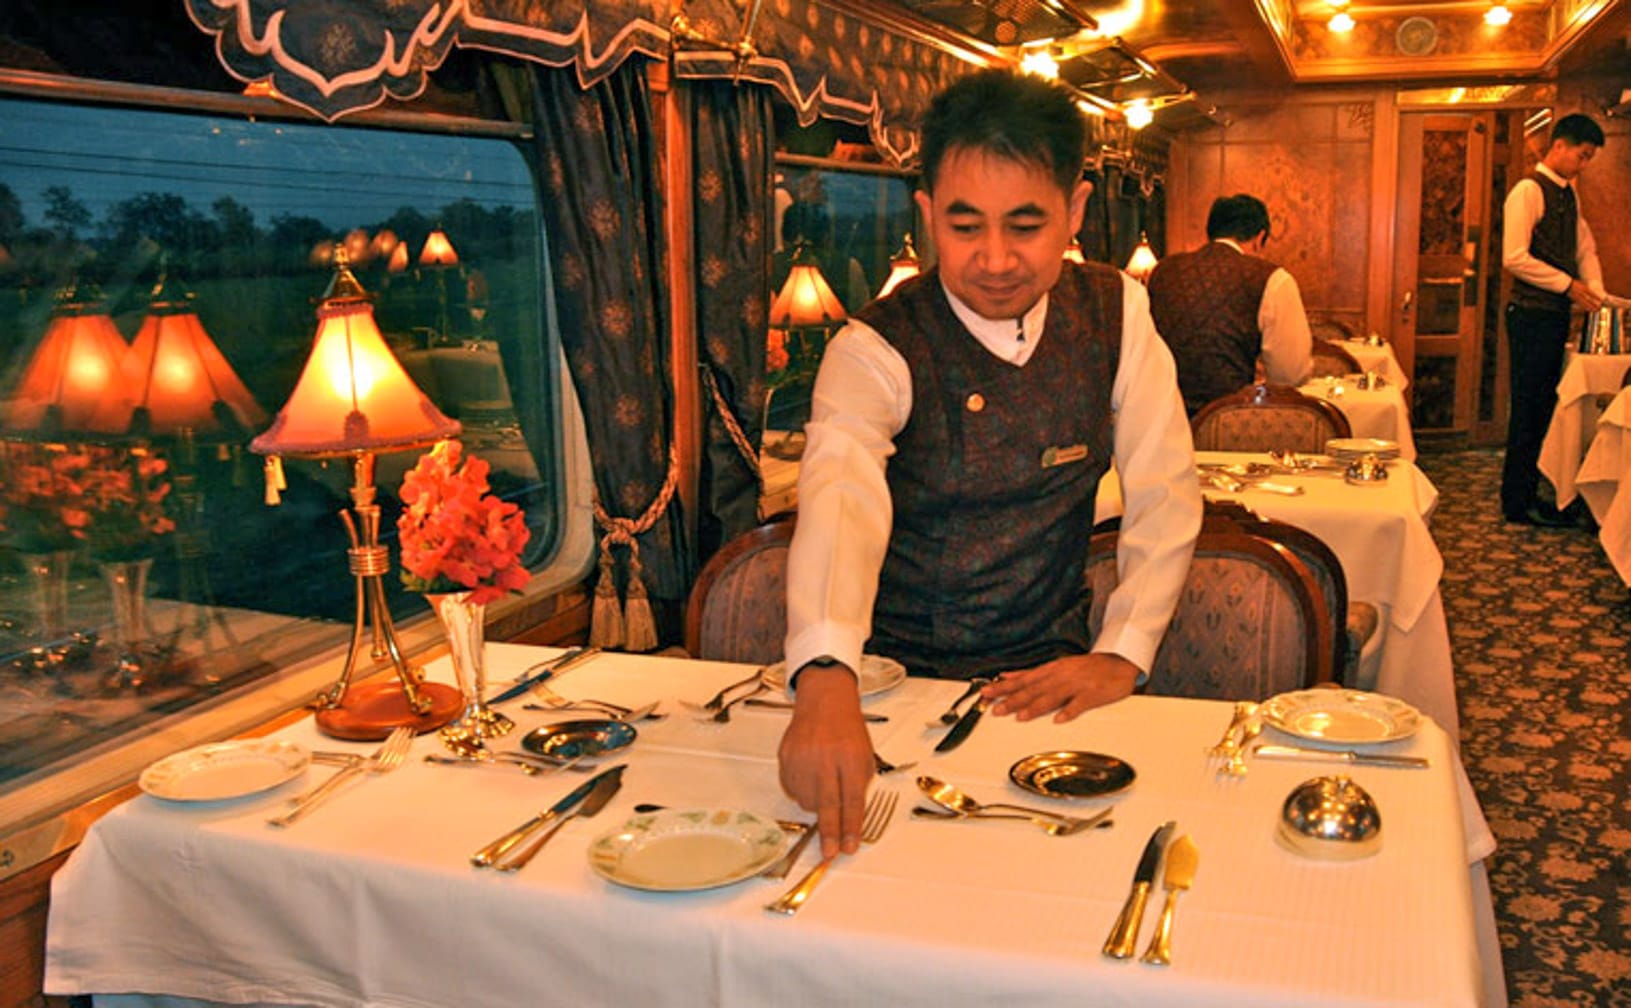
[268, 726, 413, 827]
[1102, 821, 1199, 966]
[471, 764, 627, 872]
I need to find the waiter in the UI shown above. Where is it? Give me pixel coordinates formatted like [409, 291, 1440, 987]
[1500, 113, 1607, 527]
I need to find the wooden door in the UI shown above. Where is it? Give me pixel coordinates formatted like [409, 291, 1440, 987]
[1392, 112, 1494, 435]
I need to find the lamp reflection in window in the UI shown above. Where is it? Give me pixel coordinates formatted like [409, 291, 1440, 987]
[0, 280, 128, 436]
[1125, 233, 1159, 284]
[766, 241, 845, 459]
[877, 234, 921, 298]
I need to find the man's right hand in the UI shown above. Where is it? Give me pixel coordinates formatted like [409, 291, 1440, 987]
[777, 664, 874, 859]
[1568, 279, 1605, 312]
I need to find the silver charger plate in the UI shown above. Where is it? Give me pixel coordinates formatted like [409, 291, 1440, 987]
[520, 718, 636, 761]
[1008, 751, 1135, 799]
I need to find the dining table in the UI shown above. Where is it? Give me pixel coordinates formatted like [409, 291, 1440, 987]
[1537, 351, 1631, 509]
[46, 644, 1500, 1008]
[1572, 385, 1631, 586]
[1297, 376, 1418, 461]
[1098, 450, 1455, 738]
[1337, 337, 1410, 390]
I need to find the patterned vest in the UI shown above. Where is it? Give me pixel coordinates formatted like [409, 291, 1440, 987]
[1510, 172, 1578, 314]
[853, 262, 1122, 679]
[1147, 241, 1277, 416]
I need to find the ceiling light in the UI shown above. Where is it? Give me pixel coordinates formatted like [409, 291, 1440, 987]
[1329, 11, 1355, 32]
[1484, 3, 1512, 26]
[1123, 100, 1154, 130]
[1020, 48, 1059, 79]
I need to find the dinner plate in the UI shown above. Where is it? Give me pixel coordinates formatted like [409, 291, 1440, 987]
[760, 654, 907, 696]
[1259, 689, 1421, 746]
[1325, 437, 1401, 460]
[1008, 751, 1135, 799]
[139, 739, 310, 802]
[520, 719, 636, 761]
[589, 808, 787, 891]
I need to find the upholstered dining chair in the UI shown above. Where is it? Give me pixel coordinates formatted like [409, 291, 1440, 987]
[1310, 339, 1363, 379]
[1084, 516, 1336, 701]
[684, 516, 795, 663]
[1190, 383, 1352, 455]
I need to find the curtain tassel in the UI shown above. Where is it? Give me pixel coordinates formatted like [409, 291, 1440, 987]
[589, 546, 625, 649]
[622, 553, 658, 653]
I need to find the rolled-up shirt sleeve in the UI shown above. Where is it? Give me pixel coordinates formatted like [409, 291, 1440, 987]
[1092, 276, 1204, 672]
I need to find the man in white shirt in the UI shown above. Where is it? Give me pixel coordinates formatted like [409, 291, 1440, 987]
[1500, 113, 1607, 527]
[1146, 194, 1314, 416]
[777, 68, 1202, 857]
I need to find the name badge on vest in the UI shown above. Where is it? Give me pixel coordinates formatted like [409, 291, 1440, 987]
[1041, 443, 1089, 468]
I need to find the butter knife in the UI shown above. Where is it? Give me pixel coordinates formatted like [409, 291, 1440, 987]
[1103, 820, 1175, 959]
[486, 647, 601, 705]
[934, 697, 988, 753]
[470, 763, 624, 866]
[1253, 744, 1428, 768]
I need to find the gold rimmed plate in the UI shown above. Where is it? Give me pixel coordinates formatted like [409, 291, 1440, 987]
[520, 719, 636, 761]
[589, 808, 787, 891]
[1008, 751, 1135, 800]
[139, 739, 310, 802]
[1259, 688, 1420, 747]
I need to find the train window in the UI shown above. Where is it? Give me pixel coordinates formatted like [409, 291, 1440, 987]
[0, 93, 575, 800]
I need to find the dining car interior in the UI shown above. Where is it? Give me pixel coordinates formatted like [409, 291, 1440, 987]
[2, 1, 1629, 1005]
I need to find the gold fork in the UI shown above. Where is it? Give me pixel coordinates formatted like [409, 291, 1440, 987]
[765, 789, 897, 916]
[1207, 701, 1256, 767]
[269, 725, 412, 827]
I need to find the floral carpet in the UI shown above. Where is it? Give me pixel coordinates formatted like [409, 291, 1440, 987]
[1420, 447, 1631, 1007]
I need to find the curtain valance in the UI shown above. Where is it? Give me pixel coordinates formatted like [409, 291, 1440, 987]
[183, 0, 985, 165]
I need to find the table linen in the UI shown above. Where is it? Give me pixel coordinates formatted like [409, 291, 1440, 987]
[48, 646, 1495, 1008]
[1298, 377, 1418, 461]
[1538, 352, 1631, 508]
[1574, 387, 1631, 585]
[1338, 339, 1410, 390]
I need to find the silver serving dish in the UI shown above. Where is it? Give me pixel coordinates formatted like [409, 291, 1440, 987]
[1355, 371, 1386, 390]
[1277, 774, 1381, 860]
[1343, 453, 1389, 486]
[519, 719, 636, 761]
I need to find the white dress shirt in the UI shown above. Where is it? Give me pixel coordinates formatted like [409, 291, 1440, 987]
[784, 272, 1202, 679]
[1501, 162, 1605, 295]
[1215, 238, 1313, 386]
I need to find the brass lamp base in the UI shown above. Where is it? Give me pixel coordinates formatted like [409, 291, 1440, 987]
[314, 680, 463, 740]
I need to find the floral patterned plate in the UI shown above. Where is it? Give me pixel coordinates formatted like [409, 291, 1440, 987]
[139, 739, 310, 802]
[589, 808, 787, 891]
[1260, 689, 1421, 746]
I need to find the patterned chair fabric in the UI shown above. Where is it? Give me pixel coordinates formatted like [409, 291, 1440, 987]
[1085, 523, 1335, 701]
[1190, 383, 1353, 455]
[684, 517, 795, 663]
[1310, 339, 1362, 379]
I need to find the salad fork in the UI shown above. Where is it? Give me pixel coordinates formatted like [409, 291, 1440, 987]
[1206, 702, 1256, 767]
[269, 725, 412, 827]
[765, 788, 897, 916]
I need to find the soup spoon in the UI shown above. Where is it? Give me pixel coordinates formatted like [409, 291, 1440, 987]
[917, 775, 1112, 833]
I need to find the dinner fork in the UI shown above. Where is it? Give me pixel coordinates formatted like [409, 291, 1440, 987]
[1206, 702, 1256, 766]
[925, 677, 991, 727]
[1223, 717, 1265, 777]
[765, 788, 897, 916]
[699, 668, 767, 710]
[269, 725, 412, 827]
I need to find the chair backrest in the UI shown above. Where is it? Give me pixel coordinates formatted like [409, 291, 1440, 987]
[684, 517, 794, 663]
[1190, 383, 1352, 454]
[1309, 339, 1362, 379]
[1308, 316, 1355, 343]
[1085, 516, 1335, 700]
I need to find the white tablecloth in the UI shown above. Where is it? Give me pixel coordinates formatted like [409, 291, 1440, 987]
[1099, 452, 1456, 738]
[1575, 387, 1631, 586]
[47, 646, 1497, 1008]
[1338, 339, 1410, 390]
[1538, 352, 1631, 508]
[1299, 378, 1418, 462]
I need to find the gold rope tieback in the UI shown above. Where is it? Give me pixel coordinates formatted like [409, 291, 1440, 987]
[591, 445, 679, 652]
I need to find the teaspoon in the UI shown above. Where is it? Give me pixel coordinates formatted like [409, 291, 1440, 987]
[917, 775, 1109, 832]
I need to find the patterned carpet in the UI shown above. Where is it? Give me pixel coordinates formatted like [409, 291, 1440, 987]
[1418, 446, 1631, 1007]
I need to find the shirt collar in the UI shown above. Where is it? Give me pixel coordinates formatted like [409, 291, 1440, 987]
[940, 281, 1049, 349]
[1216, 238, 1247, 254]
[1536, 163, 1571, 188]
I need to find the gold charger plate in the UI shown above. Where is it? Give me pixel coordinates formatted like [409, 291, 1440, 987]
[1008, 751, 1135, 799]
[589, 808, 787, 891]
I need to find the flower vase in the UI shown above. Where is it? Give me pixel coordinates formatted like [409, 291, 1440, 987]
[20, 549, 75, 646]
[99, 557, 154, 688]
[429, 591, 514, 741]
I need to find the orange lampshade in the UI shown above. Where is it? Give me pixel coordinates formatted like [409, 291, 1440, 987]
[877, 234, 921, 298]
[343, 228, 372, 264]
[92, 278, 268, 436]
[251, 259, 459, 458]
[419, 228, 458, 267]
[1, 283, 129, 434]
[770, 243, 846, 329]
[370, 229, 401, 260]
[1062, 239, 1087, 265]
[387, 242, 410, 273]
[1125, 233, 1159, 283]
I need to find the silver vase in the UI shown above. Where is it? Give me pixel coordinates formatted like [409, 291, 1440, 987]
[428, 591, 513, 741]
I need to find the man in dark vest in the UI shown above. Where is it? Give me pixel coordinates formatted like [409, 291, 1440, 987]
[1501, 113, 1607, 527]
[777, 68, 1202, 857]
[1147, 194, 1313, 416]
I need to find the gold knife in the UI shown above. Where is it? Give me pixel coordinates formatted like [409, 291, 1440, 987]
[1103, 820, 1175, 959]
[1140, 833, 1198, 966]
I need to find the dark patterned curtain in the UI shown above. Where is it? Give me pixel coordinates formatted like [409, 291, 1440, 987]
[525, 64, 691, 647]
[691, 81, 776, 559]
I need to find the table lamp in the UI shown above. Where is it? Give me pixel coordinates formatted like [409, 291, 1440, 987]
[1125, 232, 1159, 283]
[0, 280, 129, 437]
[877, 234, 921, 298]
[418, 227, 460, 344]
[251, 246, 462, 738]
[766, 241, 845, 459]
[1063, 239, 1087, 265]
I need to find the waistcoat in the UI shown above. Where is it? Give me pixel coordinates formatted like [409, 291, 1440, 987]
[853, 262, 1122, 679]
[1510, 172, 1578, 314]
[1147, 241, 1277, 416]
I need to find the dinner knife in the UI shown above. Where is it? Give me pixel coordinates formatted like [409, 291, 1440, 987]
[486, 646, 602, 705]
[934, 697, 988, 753]
[1253, 744, 1429, 769]
[495, 764, 626, 872]
[1102, 820, 1175, 959]
[470, 762, 626, 867]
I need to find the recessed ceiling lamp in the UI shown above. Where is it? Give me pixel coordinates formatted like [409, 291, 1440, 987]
[1484, 3, 1513, 26]
[1329, 11, 1355, 32]
[1020, 47, 1060, 79]
[1123, 99, 1154, 130]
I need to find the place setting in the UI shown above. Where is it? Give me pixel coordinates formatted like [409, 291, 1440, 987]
[1205, 689, 1429, 779]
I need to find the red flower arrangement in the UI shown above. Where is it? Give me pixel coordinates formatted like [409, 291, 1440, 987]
[0, 442, 174, 557]
[397, 439, 530, 604]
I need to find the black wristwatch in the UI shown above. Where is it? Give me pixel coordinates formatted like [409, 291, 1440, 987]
[790, 654, 844, 689]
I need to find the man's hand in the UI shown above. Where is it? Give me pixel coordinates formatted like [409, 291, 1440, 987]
[982, 652, 1139, 722]
[778, 665, 875, 858]
[1568, 279, 1605, 312]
